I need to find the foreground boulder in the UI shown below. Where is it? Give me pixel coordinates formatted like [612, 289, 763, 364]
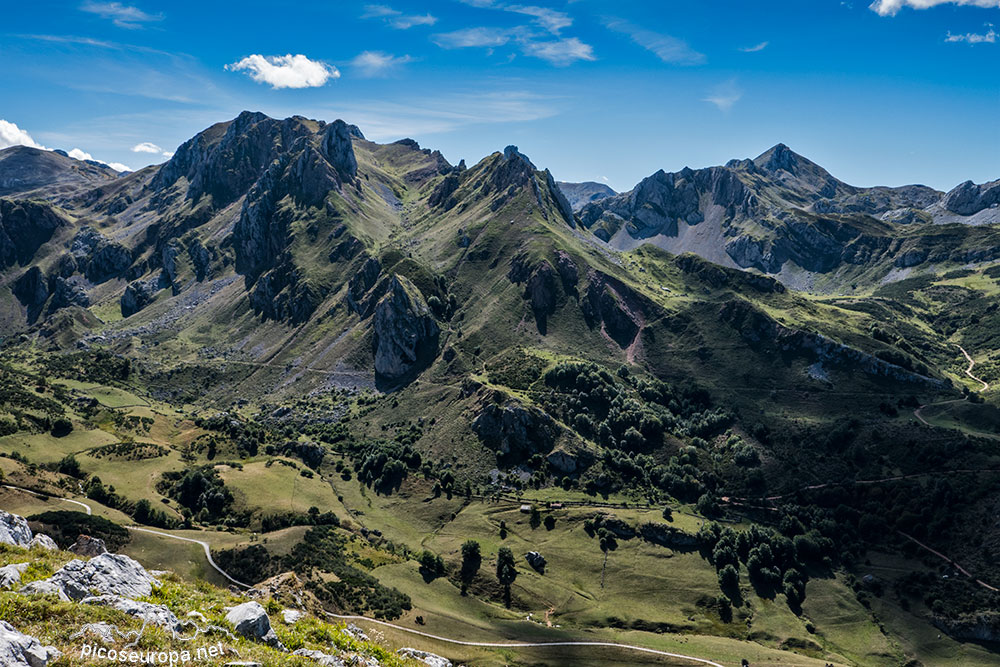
[0, 511, 32, 547]
[0, 563, 29, 589]
[225, 602, 284, 649]
[67, 535, 108, 557]
[27, 535, 57, 551]
[293, 647, 345, 666]
[82, 595, 181, 631]
[398, 647, 452, 667]
[24, 553, 158, 601]
[0, 620, 61, 667]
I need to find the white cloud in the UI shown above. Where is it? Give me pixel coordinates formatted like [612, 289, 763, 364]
[2, 119, 131, 171]
[433, 27, 514, 48]
[391, 14, 437, 28]
[131, 141, 163, 153]
[362, 4, 436, 28]
[521, 37, 596, 66]
[0, 119, 46, 149]
[351, 51, 414, 77]
[945, 26, 997, 41]
[225, 54, 339, 89]
[68, 147, 132, 172]
[79, 1, 162, 29]
[740, 41, 769, 52]
[870, 0, 1000, 15]
[605, 19, 705, 65]
[506, 5, 572, 33]
[703, 80, 742, 111]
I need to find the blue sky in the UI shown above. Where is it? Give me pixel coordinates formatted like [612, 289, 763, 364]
[1, 0, 997, 191]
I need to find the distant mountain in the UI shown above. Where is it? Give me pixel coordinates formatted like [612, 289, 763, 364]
[557, 180, 616, 211]
[579, 143, 999, 290]
[0, 145, 120, 201]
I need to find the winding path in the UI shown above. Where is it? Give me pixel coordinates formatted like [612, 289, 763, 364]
[958, 345, 989, 392]
[125, 526, 251, 589]
[324, 612, 725, 667]
[2, 483, 92, 515]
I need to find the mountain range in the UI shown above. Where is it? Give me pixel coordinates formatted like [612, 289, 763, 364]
[1, 111, 999, 665]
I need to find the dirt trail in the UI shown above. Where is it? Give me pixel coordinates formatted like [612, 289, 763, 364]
[958, 345, 989, 391]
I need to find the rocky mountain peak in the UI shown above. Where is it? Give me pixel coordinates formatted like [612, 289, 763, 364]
[755, 143, 799, 174]
[503, 145, 536, 169]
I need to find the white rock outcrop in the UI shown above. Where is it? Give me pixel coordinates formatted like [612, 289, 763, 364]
[0, 620, 61, 666]
[0, 511, 32, 547]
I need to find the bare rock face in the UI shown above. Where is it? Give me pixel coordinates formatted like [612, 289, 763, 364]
[372, 275, 439, 386]
[121, 279, 159, 317]
[0, 510, 33, 547]
[346, 257, 383, 317]
[0, 620, 61, 667]
[471, 394, 560, 461]
[943, 179, 1000, 216]
[580, 271, 642, 349]
[28, 534, 57, 551]
[0, 199, 66, 270]
[68, 535, 108, 557]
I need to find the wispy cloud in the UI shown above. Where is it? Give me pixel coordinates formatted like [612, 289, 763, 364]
[703, 80, 742, 111]
[740, 41, 769, 52]
[320, 90, 559, 140]
[350, 51, 414, 77]
[79, 1, 162, 29]
[604, 18, 705, 65]
[225, 54, 339, 89]
[457, 1, 572, 33]
[945, 26, 997, 42]
[506, 5, 572, 33]
[869, 0, 1000, 16]
[521, 37, 595, 66]
[433, 27, 515, 49]
[361, 4, 437, 29]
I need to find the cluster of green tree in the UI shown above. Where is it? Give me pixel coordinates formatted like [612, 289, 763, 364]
[90, 441, 169, 461]
[213, 525, 412, 620]
[0, 365, 67, 432]
[39, 350, 131, 384]
[699, 521, 833, 611]
[258, 506, 340, 533]
[485, 347, 548, 390]
[540, 362, 730, 452]
[27, 510, 130, 550]
[581, 447, 710, 503]
[194, 413, 269, 457]
[341, 439, 423, 495]
[157, 466, 242, 526]
[80, 473, 176, 528]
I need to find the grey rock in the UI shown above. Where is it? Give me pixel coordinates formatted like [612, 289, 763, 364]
[397, 648, 451, 667]
[943, 179, 1000, 216]
[293, 647, 345, 666]
[0, 620, 61, 667]
[472, 397, 559, 460]
[13, 267, 49, 308]
[17, 580, 69, 601]
[0, 563, 29, 589]
[28, 534, 57, 551]
[68, 534, 108, 557]
[39, 553, 158, 601]
[121, 279, 159, 317]
[46, 276, 90, 311]
[0, 199, 66, 271]
[372, 275, 440, 385]
[281, 608, 305, 625]
[346, 257, 383, 317]
[0, 510, 32, 547]
[225, 602, 284, 649]
[557, 181, 616, 211]
[82, 595, 182, 631]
